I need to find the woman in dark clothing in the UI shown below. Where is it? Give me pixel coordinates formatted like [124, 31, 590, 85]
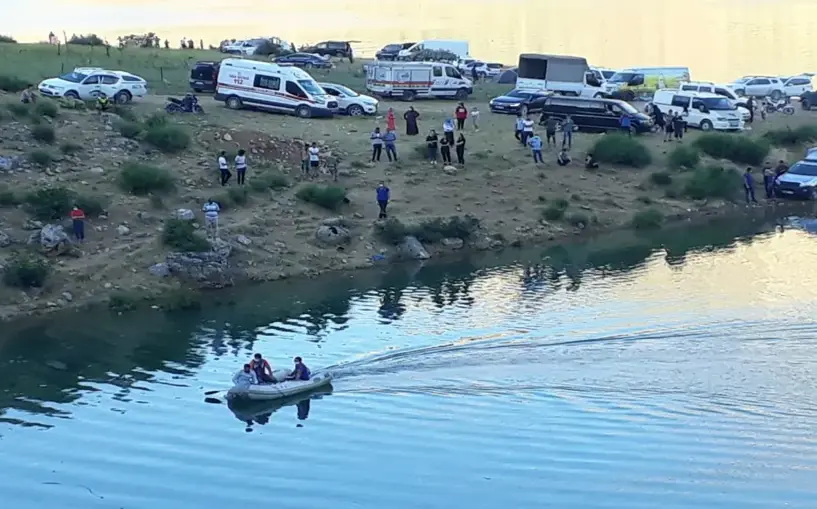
[440, 135, 452, 164]
[455, 134, 466, 165]
[404, 107, 420, 136]
[426, 130, 439, 164]
[651, 103, 664, 132]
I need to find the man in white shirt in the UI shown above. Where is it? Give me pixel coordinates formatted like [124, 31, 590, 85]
[202, 198, 220, 240]
[308, 142, 320, 177]
[232, 364, 258, 388]
[234, 149, 247, 185]
[521, 115, 535, 146]
[217, 150, 231, 186]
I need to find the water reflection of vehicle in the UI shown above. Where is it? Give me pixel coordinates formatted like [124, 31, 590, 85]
[227, 389, 332, 430]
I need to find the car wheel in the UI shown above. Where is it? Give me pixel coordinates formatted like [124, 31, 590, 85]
[304, 62, 313, 69]
[347, 104, 364, 116]
[623, 90, 636, 102]
[802, 99, 810, 110]
[114, 91, 132, 104]
[770, 90, 782, 101]
[811, 188, 817, 201]
[519, 104, 528, 116]
[226, 96, 243, 110]
[64, 90, 80, 100]
[295, 105, 312, 118]
[700, 119, 713, 131]
[402, 90, 416, 102]
[455, 88, 468, 100]
[594, 92, 605, 98]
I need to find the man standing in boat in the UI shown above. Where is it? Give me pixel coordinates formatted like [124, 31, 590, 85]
[250, 353, 275, 384]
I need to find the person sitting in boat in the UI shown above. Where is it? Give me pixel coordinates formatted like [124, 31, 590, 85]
[286, 357, 311, 381]
[250, 353, 275, 384]
[233, 364, 258, 388]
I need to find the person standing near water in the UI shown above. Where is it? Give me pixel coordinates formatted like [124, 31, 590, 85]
[744, 167, 757, 204]
[404, 106, 420, 135]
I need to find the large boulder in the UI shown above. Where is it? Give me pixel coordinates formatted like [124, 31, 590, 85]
[315, 225, 351, 246]
[165, 239, 234, 288]
[175, 208, 195, 221]
[397, 235, 430, 260]
[0, 155, 22, 172]
[0, 231, 11, 248]
[40, 224, 70, 251]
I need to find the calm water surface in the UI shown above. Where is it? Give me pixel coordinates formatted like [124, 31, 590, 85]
[2, 215, 817, 508]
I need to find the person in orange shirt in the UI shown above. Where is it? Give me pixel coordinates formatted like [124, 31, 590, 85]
[249, 353, 275, 384]
[69, 206, 85, 242]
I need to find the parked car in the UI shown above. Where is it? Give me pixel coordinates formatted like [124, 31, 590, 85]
[782, 75, 814, 97]
[319, 82, 378, 116]
[488, 88, 550, 115]
[651, 90, 743, 131]
[273, 53, 333, 69]
[730, 76, 785, 99]
[189, 61, 219, 93]
[461, 61, 503, 79]
[800, 90, 817, 110]
[774, 152, 817, 200]
[538, 96, 653, 134]
[38, 67, 147, 103]
[376, 42, 415, 61]
[677, 81, 750, 120]
[302, 41, 353, 58]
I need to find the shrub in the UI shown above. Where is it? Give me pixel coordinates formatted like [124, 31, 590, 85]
[28, 114, 42, 125]
[542, 198, 569, 221]
[0, 187, 21, 206]
[35, 101, 59, 118]
[649, 171, 673, 186]
[59, 141, 82, 155]
[567, 212, 590, 228]
[591, 134, 652, 168]
[763, 125, 817, 147]
[108, 292, 139, 313]
[144, 112, 168, 129]
[693, 133, 769, 165]
[0, 75, 27, 92]
[226, 186, 250, 206]
[0, 35, 17, 44]
[144, 124, 190, 153]
[667, 145, 700, 169]
[24, 186, 75, 220]
[631, 209, 664, 230]
[3, 255, 50, 288]
[296, 184, 347, 210]
[31, 124, 56, 144]
[7, 102, 30, 117]
[681, 165, 739, 201]
[58, 97, 87, 110]
[118, 162, 175, 195]
[249, 172, 289, 192]
[117, 120, 142, 139]
[29, 149, 54, 167]
[112, 105, 137, 122]
[74, 194, 106, 217]
[375, 216, 481, 244]
[162, 218, 210, 252]
[375, 218, 410, 244]
[69, 34, 105, 46]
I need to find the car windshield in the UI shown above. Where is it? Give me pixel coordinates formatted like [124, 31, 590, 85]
[299, 80, 325, 96]
[383, 44, 401, 51]
[58, 72, 87, 83]
[327, 84, 358, 97]
[698, 97, 734, 110]
[608, 72, 637, 83]
[506, 89, 532, 99]
[789, 162, 817, 177]
[614, 101, 639, 114]
[487, 63, 502, 69]
[602, 71, 616, 79]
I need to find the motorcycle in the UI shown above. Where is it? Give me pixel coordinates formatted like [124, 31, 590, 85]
[165, 94, 204, 114]
[764, 96, 795, 115]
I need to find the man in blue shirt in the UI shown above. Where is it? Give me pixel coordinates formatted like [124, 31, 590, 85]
[619, 114, 632, 136]
[376, 182, 390, 219]
[528, 133, 543, 163]
[286, 357, 311, 381]
[383, 129, 398, 162]
[744, 167, 757, 204]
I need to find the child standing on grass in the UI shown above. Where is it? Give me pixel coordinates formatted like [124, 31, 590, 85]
[308, 142, 320, 177]
[218, 151, 231, 186]
[235, 149, 247, 185]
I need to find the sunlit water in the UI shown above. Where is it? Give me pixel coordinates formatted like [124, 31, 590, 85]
[2, 214, 817, 508]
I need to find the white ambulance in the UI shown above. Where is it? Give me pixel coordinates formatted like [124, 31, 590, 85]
[214, 58, 337, 118]
[365, 61, 473, 101]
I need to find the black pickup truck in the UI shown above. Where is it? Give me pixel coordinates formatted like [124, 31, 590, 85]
[800, 90, 817, 110]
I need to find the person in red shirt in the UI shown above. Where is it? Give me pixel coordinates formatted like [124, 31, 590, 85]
[454, 102, 468, 130]
[249, 353, 275, 384]
[69, 206, 85, 242]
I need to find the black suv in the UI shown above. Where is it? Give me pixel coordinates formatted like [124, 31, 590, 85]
[302, 41, 352, 58]
[801, 90, 817, 110]
[375, 42, 415, 61]
[189, 61, 219, 93]
[537, 96, 652, 134]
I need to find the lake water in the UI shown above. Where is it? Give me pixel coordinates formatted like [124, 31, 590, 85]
[3, 213, 817, 508]
[9, 0, 817, 81]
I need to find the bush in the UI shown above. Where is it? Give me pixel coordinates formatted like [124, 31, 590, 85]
[763, 125, 817, 147]
[3, 255, 50, 288]
[117, 120, 142, 139]
[29, 149, 53, 167]
[0, 75, 27, 92]
[58, 97, 87, 110]
[693, 133, 769, 165]
[375, 218, 410, 244]
[69, 34, 105, 46]
[649, 171, 673, 186]
[118, 162, 175, 195]
[567, 212, 590, 228]
[7, 102, 30, 117]
[296, 184, 348, 211]
[0, 187, 21, 207]
[542, 198, 570, 221]
[108, 292, 139, 313]
[24, 186, 74, 220]
[35, 101, 59, 119]
[31, 124, 56, 144]
[74, 194, 106, 217]
[162, 218, 211, 252]
[667, 145, 700, 169]
[59, 141, 82, 155]
[681, 165, 739, 201]
[144, 124, 190, 153]
[0, 35, 17, 44]
[28, 114, 42, 126]
[112, 105, 137, 122]
[591, 134, 652, 168]
[631, 209, 664, 230]
[159, 289, 202, 311]
[226, 186, 250, 206]
[375, 216, 481, 244]
[143, 112, 167, 129]
[249, 172, 289, 192]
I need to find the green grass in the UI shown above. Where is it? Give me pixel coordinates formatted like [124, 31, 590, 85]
[28, 149, 54, 167]
[162, 218, 210, 252]
[375, 216, 481, 244]
[24, 186, 74, 220]
[3, 255, 50, 288]
[649, 171, 673, 186]
[34, 100, 59, 118]
[31, 124, 56, 143]
[59, 141, 83, 155]
[763, 125, 817, 147]
[143, 124, 191, 153]
[7, 102, 30, 117]
[0, 74, 27, 92]
[118, 162, 175, 195]
[591, 135, 652, 168]
[117, 120, 143, 139]
[681, 165, 740, 201]
[0, 186, 21, 207]
[249, 172, 289, 192]
[631, 209, 664, 230]
[541, 198, 570, 221]
[666, 145, 700, 170]
[693, 133, 769, 166]
[295, 184, 348, 211]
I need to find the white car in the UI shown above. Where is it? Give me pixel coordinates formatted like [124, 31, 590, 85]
[731, 76, 785, 99]
[782, 75, 814, 97]
[38, 67, 147, 103]
[319, 82, 378, 116]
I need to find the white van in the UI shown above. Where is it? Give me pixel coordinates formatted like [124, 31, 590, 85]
[651, 90, 744, 131]
[365, 61, 473, 101]
[589, 66, 617, 84]
[678, 81, 750, 120]
[398, 40, 469, 60]
[214, 58, 337, 118]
